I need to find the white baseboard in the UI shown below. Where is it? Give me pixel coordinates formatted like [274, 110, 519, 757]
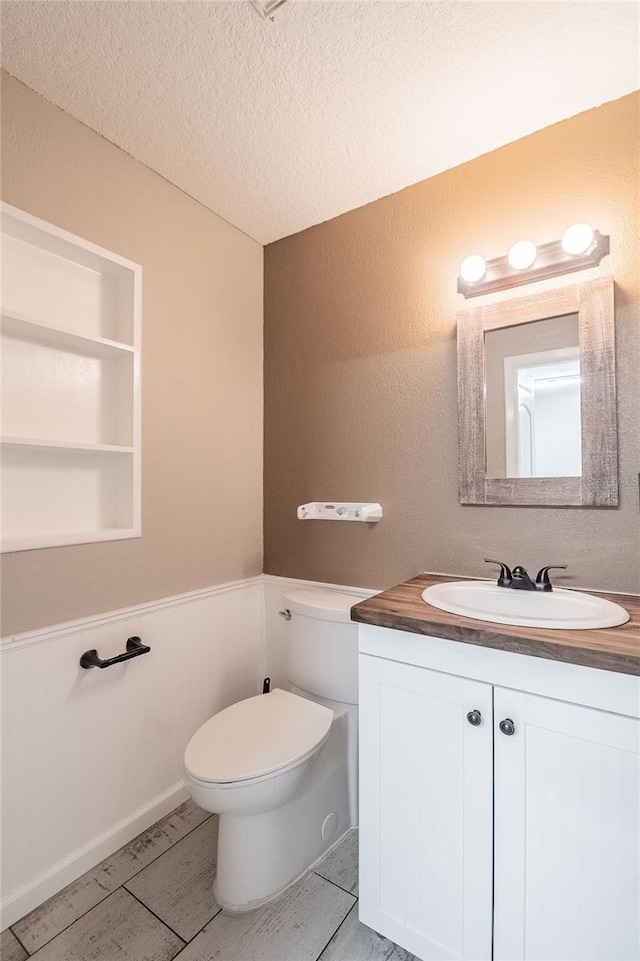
[0, 780, 188, 930]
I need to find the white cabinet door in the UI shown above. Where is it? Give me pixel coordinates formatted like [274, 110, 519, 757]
[358, 654, 493, 961]
[494, 688, 640, 961]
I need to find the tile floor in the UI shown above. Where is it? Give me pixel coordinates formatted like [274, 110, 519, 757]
[2, 800, 415, 961]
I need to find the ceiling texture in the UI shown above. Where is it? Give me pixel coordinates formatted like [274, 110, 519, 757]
[1, 1, 638, 244]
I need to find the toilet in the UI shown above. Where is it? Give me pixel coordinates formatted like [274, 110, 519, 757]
[184, 587, 361, 912]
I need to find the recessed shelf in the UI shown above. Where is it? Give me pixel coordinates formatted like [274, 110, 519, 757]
[1, 310, 134, 357]
[2, 326, 135, 447]
[1, 437, 134, 454]
[1, 445, 137, 552]
[1, 202, 141, 553]
[1, 206, 138, 343]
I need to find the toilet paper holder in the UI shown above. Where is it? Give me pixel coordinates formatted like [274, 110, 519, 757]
[297, 502, 382, 522]
[80, 635, 150, 669]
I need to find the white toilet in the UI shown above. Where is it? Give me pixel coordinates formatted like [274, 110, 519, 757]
[184, 587, 361, 912]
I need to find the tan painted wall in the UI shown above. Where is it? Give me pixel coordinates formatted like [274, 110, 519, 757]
[1, 73, 264, 635]
[264, 93, 640, 595]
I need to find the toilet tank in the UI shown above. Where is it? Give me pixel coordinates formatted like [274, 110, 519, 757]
[282, 588, 361, 705]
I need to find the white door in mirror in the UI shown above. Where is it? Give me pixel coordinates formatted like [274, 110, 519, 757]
[422, 581, 629, 630]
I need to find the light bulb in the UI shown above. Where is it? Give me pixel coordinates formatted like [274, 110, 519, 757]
[561, 223, 594, 256]
[460, 254, 486, 283]
[508, 240, 537, 270]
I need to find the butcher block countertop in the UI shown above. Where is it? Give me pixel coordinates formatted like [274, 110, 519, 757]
[350, 573, 640, 676]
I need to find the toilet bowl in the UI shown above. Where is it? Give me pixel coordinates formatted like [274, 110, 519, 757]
[184, 588, 361, 911]
[185, 688, 333, 817]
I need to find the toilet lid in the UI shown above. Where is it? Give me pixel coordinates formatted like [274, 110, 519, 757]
[184, 689, 333, 784]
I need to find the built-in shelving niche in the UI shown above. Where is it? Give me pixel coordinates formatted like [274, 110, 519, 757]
[1, 203, 142, 552]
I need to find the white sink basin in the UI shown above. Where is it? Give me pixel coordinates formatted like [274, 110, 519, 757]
[422, 580, 630, 630]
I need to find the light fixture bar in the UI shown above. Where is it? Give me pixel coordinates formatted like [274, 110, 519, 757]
[457, 230, 609, 299]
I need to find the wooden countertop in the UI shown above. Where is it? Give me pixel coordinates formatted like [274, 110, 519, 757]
[351, 573, 640, 676]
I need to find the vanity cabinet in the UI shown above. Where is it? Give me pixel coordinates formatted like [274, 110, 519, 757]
[358, 634, 640, 961]
[359, 655, 493, 960]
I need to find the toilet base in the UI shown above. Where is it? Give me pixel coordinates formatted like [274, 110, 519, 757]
[214, 712, 352, 911]
[213, 825, 353, 913]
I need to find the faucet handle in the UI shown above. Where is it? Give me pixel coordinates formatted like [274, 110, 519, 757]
[535, 565, 567, 592]
[484, 558, 513, 588]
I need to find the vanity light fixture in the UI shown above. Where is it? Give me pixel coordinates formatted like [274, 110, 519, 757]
[457, 224, 609, 298]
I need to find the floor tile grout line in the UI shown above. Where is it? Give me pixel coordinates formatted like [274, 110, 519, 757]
[11, 810, 214, 955]
[123, 887, 188, 947]
[187, 902, 223, 942]
[169, 899, 224, 951]
[124, 880, 223, 946]
[120, 812, 215, 889]
[313, 898, 359, 961]
[312, 870, 358, 900]
[7, 925, 31, 957]
[12, 878, 113, 959]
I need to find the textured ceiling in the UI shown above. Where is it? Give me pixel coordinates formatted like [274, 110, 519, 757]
[1, 1, 638, 244]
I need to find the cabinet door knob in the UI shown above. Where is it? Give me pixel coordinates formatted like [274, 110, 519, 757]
[499, 718, 516, 736]
[466, 710, 482, 727]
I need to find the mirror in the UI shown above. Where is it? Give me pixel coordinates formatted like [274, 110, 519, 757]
[484, 313, 581, 479]
[457, 277, 618, 507]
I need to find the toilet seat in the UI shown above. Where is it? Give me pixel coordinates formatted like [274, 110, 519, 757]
[184, 689, 333, 785]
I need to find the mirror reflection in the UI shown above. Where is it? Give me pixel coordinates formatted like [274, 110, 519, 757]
[484, 314, 581, 478]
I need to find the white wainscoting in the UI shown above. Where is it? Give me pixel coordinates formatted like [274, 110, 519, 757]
[0, 573, 375, 929]
[0, 576, 264, 928]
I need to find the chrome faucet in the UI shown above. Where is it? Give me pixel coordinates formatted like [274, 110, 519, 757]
[484, 558, 567, 592]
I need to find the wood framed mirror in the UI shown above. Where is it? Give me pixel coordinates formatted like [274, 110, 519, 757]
[457, 276, 618, 507]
